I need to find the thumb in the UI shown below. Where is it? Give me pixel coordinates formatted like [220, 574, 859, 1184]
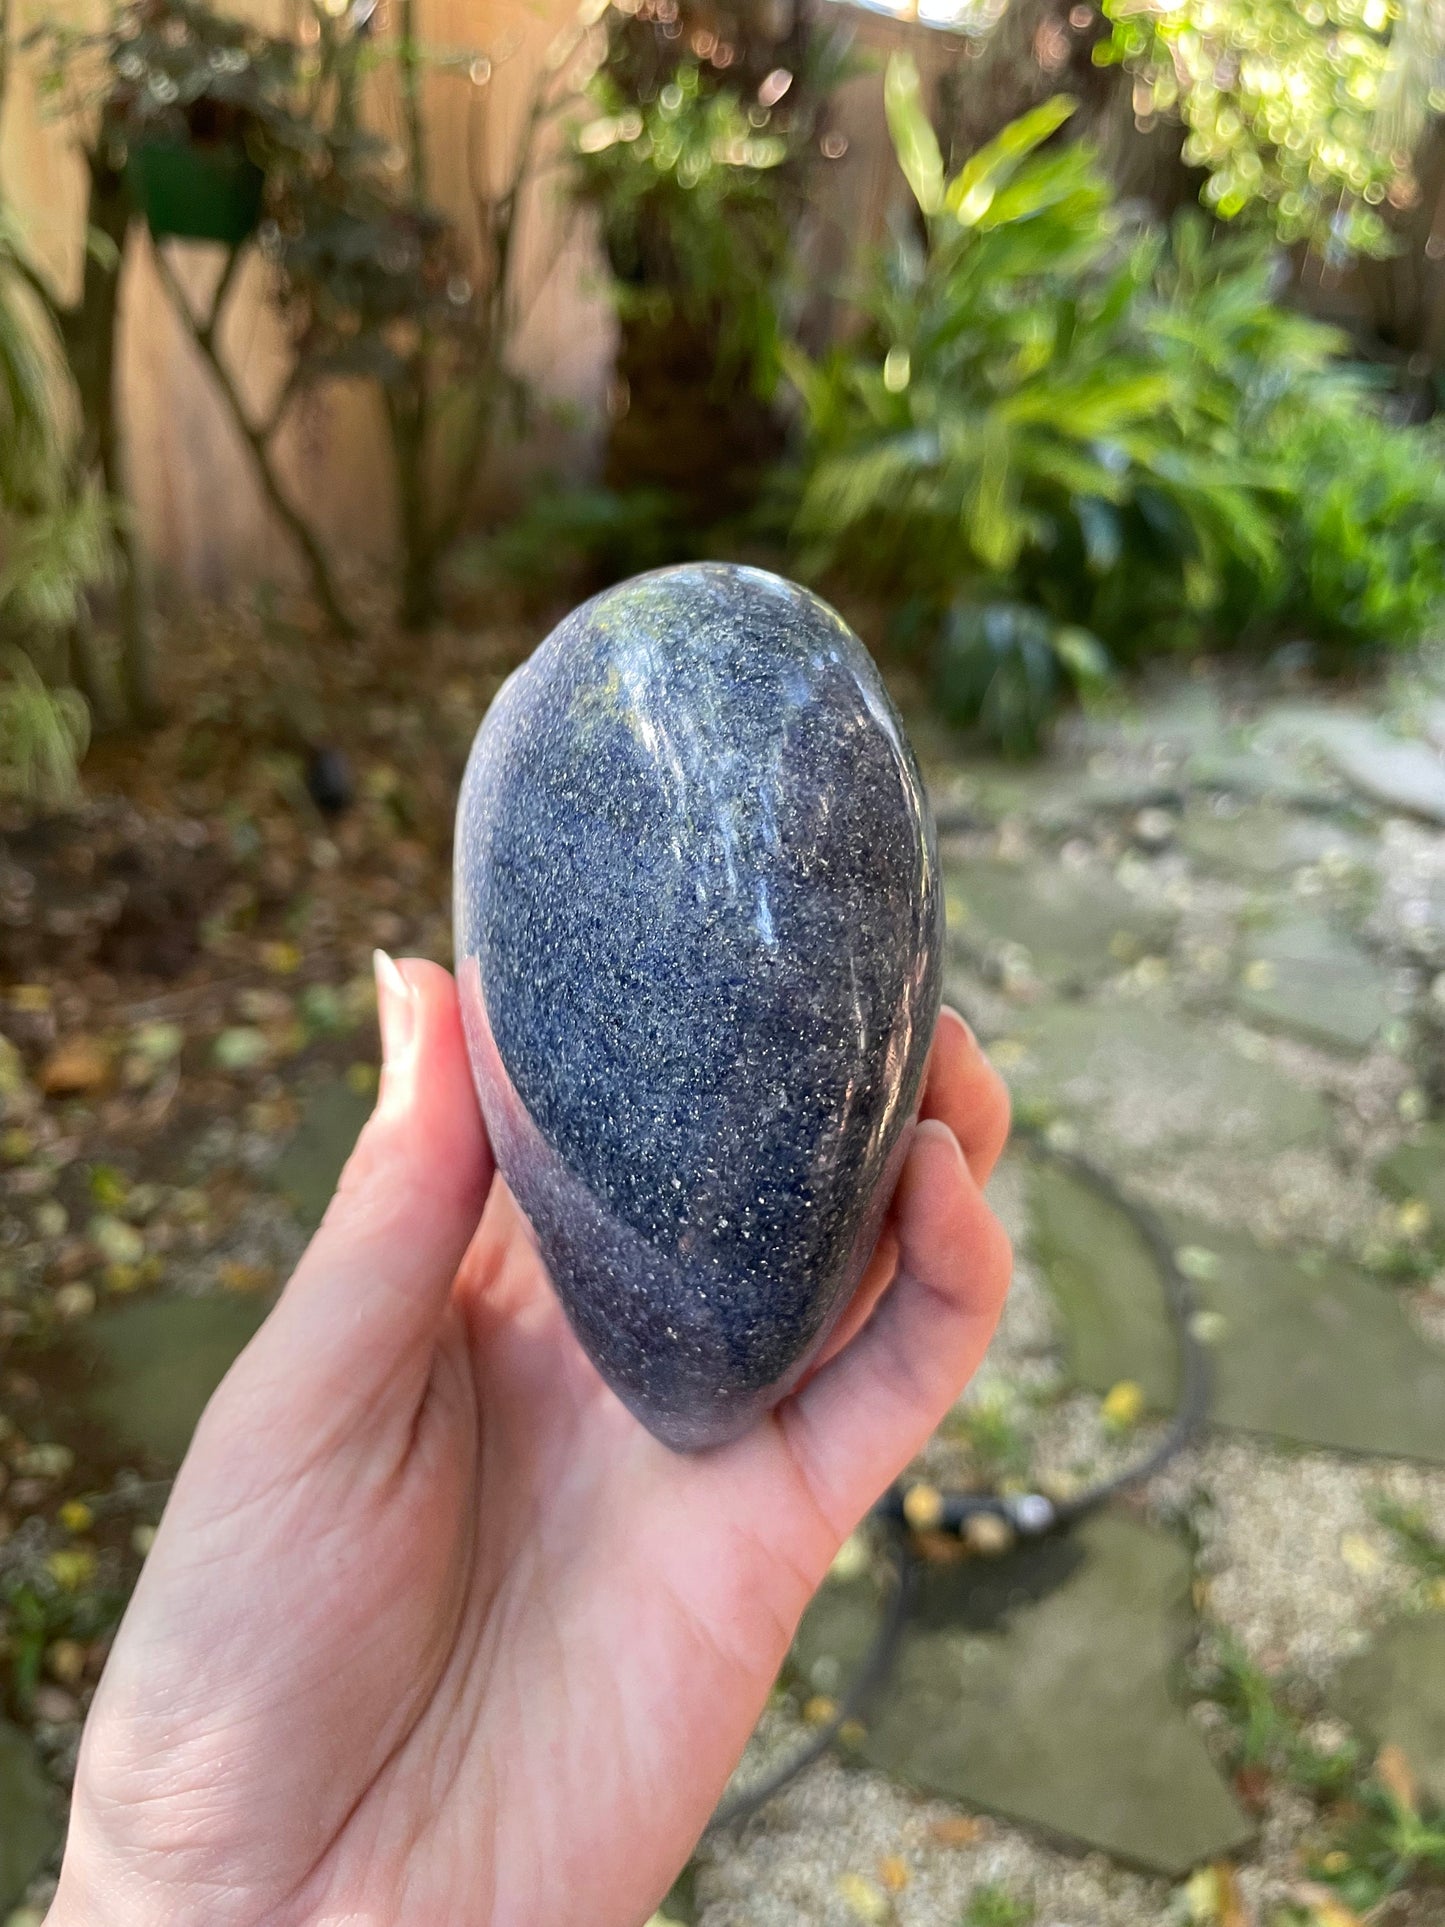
[237, 955, 494, 1441]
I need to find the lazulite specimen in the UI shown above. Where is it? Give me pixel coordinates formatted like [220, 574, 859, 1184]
[454, 563, 943, 1449]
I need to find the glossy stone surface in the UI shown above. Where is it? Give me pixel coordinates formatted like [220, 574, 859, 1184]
[454, 564, 943, 1449]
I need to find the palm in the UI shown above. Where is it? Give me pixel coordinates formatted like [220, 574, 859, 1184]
[53, 964, 1010, 1927]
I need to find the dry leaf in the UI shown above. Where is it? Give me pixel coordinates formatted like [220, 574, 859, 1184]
[927, 1814, 983, 1847]
[1184, 1864, 1249, 1926]
[963, 1512, 1014, 1557]
[40, 1037, 110, 1097]
[902, 1482, 944, 1530]
[1291, 1884, 1363, 1927]
[1211, 1862, 1248, 1927]
[219, 1261, 276, 1295]
[877, 1854, 909, 1893]
[1375, 1740, 1418, 1815]
[836, 1873, 890, 1923]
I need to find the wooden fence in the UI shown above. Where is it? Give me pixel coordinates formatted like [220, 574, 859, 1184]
[0, 0, 927, 596]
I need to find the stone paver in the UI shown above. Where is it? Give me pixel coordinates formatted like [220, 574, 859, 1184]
[1027, 1162, 1178, 1409]
[1028, 1162, 1445, 1462]
[1158, 1215, 1445, 1462]
[1334, 1614, 1445, 1806]
[944, 859, 1174, 990]
[999, 1001, 1332, 1161]
[1178, 798, 1371, 882]
[1376, 1123, 1445, 1230]
[81, 1294, 271, 1467]
[1233, 909, 1394, 1052]
[274, 1078, 373, 1234]
[1264, 711, 1445, 826]
[0, 1718, 61, 1913]
[791, 1515, 1252, 1876]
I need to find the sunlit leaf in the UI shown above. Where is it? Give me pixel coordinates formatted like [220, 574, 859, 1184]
[884, 54, 944, 217]
[945, 95, 1077, 226]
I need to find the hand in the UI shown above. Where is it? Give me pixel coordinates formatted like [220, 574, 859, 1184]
[50, 958, 1011, 1927]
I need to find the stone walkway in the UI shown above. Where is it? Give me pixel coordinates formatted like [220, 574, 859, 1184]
[5, 670, 1445, 1925]
[701, 672, 1445, 1925]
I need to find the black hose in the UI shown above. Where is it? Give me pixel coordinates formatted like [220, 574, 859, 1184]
[708, 1124, 1212, 1832]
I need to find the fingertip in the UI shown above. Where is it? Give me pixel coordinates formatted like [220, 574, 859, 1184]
[921, 1009, 1011, 1187]
[939, 1002, 975, 1045]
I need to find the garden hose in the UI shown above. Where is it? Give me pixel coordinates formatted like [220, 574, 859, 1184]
[709, 1122, 1213, 1832]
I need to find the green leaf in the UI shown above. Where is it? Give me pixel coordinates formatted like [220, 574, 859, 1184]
[1051, 625, 1111, 688]
[884, 54, 944, 217]
[945, 95, 1077, 226]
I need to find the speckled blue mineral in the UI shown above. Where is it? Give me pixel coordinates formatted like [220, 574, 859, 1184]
[454, 563, 943, 1449]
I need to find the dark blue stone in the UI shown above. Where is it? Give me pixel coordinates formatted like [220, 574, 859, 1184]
[454, 564, 943, 1449]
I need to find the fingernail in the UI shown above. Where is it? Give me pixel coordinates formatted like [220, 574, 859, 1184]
[943, 1002, 977, 1046]
[373, 950, 415, 1066]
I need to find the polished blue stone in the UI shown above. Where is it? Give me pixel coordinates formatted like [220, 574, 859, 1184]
[454, 564, 943, 1449]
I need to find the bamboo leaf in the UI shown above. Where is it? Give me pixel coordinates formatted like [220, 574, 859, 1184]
[884, 54, 944, 217]
[945, 95, 1077, 226]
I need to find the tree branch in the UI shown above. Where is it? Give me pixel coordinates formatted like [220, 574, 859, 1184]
[201, 244, 247, 347]
[151, 241, 360, 640]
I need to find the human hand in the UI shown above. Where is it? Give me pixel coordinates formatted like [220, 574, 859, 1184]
[49, 957, 1011, 1927]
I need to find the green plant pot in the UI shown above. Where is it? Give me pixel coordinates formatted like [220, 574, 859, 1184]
[127, 139, 264, 246]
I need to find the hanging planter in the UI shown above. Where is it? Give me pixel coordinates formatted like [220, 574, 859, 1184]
[127, 136, 265, 246]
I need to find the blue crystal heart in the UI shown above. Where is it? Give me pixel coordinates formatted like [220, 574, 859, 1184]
[454, 563, 943, 1449]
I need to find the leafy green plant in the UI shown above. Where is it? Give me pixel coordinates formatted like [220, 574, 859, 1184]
[1374, 1497, 1445, 1582]
[570, 0, 844, 532]
[0, 229, 109, 641]
[0, 205, 104, 791]
[1265, 404, 1445, 653]
[463, 482, 688, 599]
[1101, 0, 1408, 256]
[935, 602, 1109, 758]
[963, 1884, 1033, 1927]
[0, 1564, 124, 1712]
[0, 649, 90, 805]
[942, 1378, 1036, 1483]
[1199, 1633, 1445, 1912]
[575, 60, 790, 396]
[789, 56, 1445, 752]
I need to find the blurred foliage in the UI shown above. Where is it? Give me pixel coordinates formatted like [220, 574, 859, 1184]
[0, 216, 105, 800]
[0, 1565, 125, 1713]
[0, 649, 90, 805]
[1269, 401, 1445, 647]
[788, 57, 1445, 753]
[1101, 0, 1412, 257]
[1374, 0, 1445, 153]
[962, 1887, 1035, 1927]
[1200, 1633, 1445, 1914]
[0, 231, 108, 641]
[569, 0, 845, 530]
[574, 57, 791, 395]
[465, 481, 689, 593]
